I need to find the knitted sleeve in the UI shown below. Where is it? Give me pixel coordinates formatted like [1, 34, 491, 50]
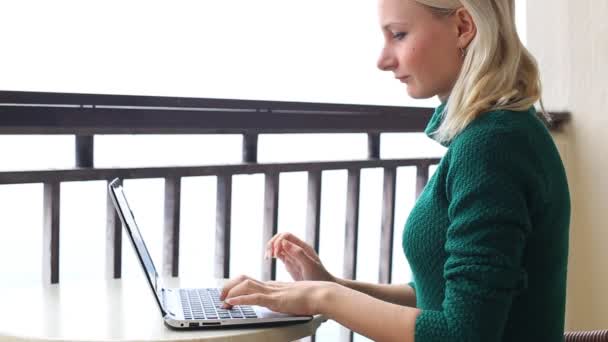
[414, 128, 536, 341]
[408, 281, 416, 294]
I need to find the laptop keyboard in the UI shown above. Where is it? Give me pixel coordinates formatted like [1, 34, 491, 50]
[180, 288, 258, 320]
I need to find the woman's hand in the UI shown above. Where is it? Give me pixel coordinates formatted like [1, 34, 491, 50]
[219, 274, 335, 316]
[265, 232, 336, 283]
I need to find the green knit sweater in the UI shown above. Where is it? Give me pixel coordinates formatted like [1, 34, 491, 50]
[403, 103, 570, 341]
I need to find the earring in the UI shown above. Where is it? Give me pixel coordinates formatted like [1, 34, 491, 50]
[460, 47, 466, 58]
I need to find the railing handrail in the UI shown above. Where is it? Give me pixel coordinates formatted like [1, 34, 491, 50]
[0, 158, 441, 185]
[0, 90, 569, 134]
[0, 90, 433, 135]
[0, 90, 422, 113]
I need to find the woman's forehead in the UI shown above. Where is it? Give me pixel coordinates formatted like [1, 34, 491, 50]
[378, 0, 427, 24]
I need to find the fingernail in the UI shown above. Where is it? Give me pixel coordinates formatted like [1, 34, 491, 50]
[224, 298, 233, 305]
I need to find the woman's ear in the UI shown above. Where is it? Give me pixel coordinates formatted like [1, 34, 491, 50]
[454, 7, 476, 49]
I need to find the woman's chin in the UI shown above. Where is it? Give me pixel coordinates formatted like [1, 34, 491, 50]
[406, 86, 435, 100]
[406, 89, 426, 100]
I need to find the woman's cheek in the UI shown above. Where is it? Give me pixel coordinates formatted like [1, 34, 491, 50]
[401, 41, 424, 76]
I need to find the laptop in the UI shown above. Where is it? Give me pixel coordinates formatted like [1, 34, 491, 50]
[108, 178, 312, 329]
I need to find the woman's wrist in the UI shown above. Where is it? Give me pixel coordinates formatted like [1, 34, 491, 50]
[315, 281, 342, 316]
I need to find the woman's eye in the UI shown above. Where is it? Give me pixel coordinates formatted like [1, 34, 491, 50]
[392, 32, 407, 40]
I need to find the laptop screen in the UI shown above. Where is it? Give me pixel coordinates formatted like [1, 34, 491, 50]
[109, 179, 165, 313]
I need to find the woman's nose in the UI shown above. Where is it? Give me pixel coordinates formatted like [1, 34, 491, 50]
[377, 49, 397, 71]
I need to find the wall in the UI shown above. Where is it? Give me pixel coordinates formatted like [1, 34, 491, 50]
[527, 0, 608, 331]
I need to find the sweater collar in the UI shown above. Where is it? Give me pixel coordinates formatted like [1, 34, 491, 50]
[425, 102, 450, 147]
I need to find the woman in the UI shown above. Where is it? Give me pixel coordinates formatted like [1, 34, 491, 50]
[220, 0, 570, 341]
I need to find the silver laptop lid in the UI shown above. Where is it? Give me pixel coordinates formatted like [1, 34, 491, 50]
[108, 178, 166, 315]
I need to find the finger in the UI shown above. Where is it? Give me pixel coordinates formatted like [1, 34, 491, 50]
[282, 240, 320, 279]
[266, 232, 287, 258]
[265, 233, 281, 253]
[282, 239, 313, 264]
[272, 232, 290, 258]
[269, 232, 303, 259]
[266, 280, 292, 286]
[226, 278, 268, 299]
[223, 279, 269, 308]
[280, 233, 320, 262]
[264, 234, 278, 259]
[278, 251, 303, 280]
[262, 281, 287, 289]
[271, 232, 305, 258]
[225, 293, 271, 308]
[220, 274, 249, 300]
[282, 252, 304, 281]
[250, 276, 287, 289]
[269, 232, 319, 261]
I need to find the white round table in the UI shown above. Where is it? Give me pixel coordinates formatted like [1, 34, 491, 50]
[0, 277, 326, 342]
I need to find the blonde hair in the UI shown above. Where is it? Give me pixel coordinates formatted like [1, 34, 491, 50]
[415, 0, 547, 143]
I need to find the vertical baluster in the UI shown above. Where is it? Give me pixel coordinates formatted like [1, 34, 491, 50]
[416, 162, 430, 199]
[304, 169, 322, 342]
[306, 170, 322, 253]
[106, 179, 122, 279]
[379, 167, 397, 284]
[215, 175, 232, 279]
[43, 182, 60, 284]
[368, 133, 380, 160]
[261, 172, 280, 281]
[343, 168, 361, 280]
[163, 177, 181, 277]
[243, 133, 258, 163]
[75, 135, 94, 168]
[342, 168, 361, 342]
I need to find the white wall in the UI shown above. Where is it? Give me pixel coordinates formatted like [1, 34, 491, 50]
[528, 0, 608, 331]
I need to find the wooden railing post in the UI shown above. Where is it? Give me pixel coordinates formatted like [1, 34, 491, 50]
[43, 182, 60, 284]
[75, 135, 94, 168]
[215, 175, 232, 279]
[379, 167, 397, 284]
[416, 162, 430, 199]
[305, 170, 323, 342]
[243, 133, 258, 163]
[306, 171, 322, 253]
[368, 133, 380, 159]
[343, 168, 361, 342]
[343, 168, 361, 281]
[163, 177, 181, 277]
[261, 172, 280, 281]
[106, 179, 122, 279]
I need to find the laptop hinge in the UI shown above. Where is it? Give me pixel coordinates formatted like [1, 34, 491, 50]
[159, 288, 168, 316]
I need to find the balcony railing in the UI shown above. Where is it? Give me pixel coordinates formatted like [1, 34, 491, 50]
[0, 90, 569, 340]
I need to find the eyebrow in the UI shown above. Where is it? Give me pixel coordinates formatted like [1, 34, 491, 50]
[382, 22, 409, 31]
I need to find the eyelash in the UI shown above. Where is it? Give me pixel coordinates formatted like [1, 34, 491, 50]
[392, 32, 407, 41]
